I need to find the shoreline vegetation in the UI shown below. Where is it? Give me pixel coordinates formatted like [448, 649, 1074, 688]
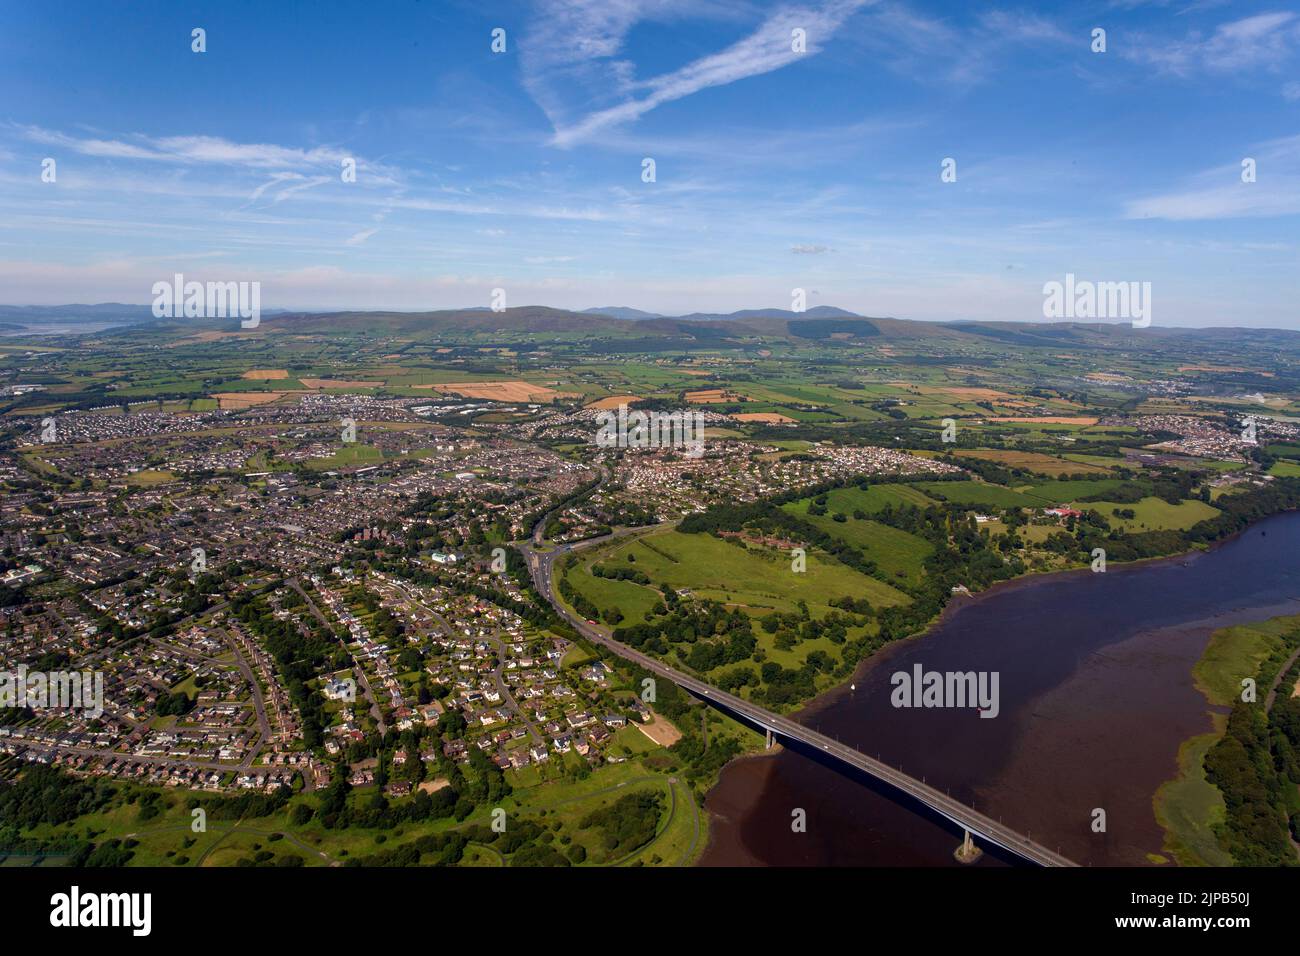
[1155, 612, 1300, 867]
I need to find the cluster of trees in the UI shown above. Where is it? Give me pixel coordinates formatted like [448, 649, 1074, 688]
[558, 573, 600, 622]
[591, 562, 650, 585]
[154, 690, 194, 717]
[232, 592, 333, 748]
[233, 847, 304, 867]
[1200, 625, 1300, 866]
[614, 601, 755, 671]
[314, 774, 456, 831]
[756, 601, 862, 652]
[184, 787, 291, 821]
[580, 791, 662, 856]
[0, 765, 115, 829]
[344, 830, 470, 867]
[0, 766, 137, 866]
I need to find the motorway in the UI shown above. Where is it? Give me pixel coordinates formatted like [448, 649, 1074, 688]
[519, 530, 1078, 868]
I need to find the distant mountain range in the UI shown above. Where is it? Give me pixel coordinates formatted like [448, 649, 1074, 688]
[1, 304, 1298, 353]
[581, 305, 859, 322]
[581, 306, 663, 320]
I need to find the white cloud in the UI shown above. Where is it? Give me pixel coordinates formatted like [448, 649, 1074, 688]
[1124, 12, 1300, 75]
[346, 228, 380, 246]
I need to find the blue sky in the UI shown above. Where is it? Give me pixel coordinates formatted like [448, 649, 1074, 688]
[1, 0, 1298, 326]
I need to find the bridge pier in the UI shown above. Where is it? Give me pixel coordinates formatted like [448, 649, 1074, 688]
[764, 727, 774, 750]
[953, 829, 983, 864]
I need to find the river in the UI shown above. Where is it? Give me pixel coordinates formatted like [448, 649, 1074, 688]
[699, 510, 1300, 866]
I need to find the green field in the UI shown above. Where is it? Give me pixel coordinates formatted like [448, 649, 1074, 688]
[1018, 477, 1130, 504]
[568, 528, 909, 620]
[1079, 496, 1220, 532]
[815, 483, 940, 514]
[1193, 614, 1298, 706]
[914, 480, 1040, 508]
[304, 444, 384, 471]
[782, 499, 932, 586]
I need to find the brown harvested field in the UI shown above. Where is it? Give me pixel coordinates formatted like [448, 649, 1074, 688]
[586, 395, 642, 410]
[685, 388, 738, 404]
[416, 380, 562, 402]
[212, 391, 298, 410]
[731, 412, 796, 423]
[299, 378, 383, 389]
[242, 369, 289, 380]
[958, 448, 1111, 476]
[887, 382, 1014, 401]
[635, 711, 683, 747]
[168, 330, 252, 346]
[989, 415, 1100, 425]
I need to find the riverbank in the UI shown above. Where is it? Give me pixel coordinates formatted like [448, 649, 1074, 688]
[1154, 612, 1300, 866]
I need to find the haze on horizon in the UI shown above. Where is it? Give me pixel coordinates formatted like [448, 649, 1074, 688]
[1, 0, 1298, 328]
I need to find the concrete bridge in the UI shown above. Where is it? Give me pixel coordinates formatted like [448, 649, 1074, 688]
[522, 538, 1077, 868]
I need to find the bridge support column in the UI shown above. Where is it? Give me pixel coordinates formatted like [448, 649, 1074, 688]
[953, 829, 983, 864]
[764, 727, 774, 750]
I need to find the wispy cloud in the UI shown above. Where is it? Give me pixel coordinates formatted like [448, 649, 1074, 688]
[1122, 11, 1300, 75]
[525, 0, 877, 147]
[1124, 134, 1300, 220]
[837, 4, 1072, 88]
[345, 227, 380, 246]
[271, 175, 332, 204]
[15, 126, 371, 170]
